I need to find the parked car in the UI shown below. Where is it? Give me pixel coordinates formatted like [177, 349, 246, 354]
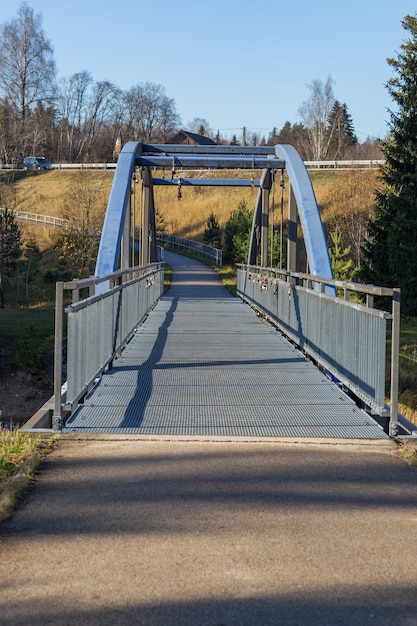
[20, 156, 53, 170]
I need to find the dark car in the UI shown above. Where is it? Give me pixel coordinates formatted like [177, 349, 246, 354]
[21, 156, 53, 170]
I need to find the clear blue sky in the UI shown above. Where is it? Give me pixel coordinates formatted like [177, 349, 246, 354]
[2, 0, 417, 141]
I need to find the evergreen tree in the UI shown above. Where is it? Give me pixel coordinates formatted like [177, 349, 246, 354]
[223, 199, 252, 265]
[360, 15, 417, 315]
[328, 101, 357, 159]
[268, 127, 278, 144]
[274, 121, 308, 158]
[0, 207, 22, 307]
[203, 211, 222, 248]
[23, 236, 42, 299]
[155, 207, 165, 233]
[329, 228, 355, 282]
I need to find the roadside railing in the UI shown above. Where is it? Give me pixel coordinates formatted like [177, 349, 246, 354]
[304, 160, 383, 170]
[157, 232, 222, 265]
[52, 262, 164, 430]
[237, 264, 405, 437]
[0, 160, 383, 171]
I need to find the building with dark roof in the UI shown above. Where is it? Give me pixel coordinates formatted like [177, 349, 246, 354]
[168, 130, 217, 145]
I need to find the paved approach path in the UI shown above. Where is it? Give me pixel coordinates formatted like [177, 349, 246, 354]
[1, 437, 417, 625]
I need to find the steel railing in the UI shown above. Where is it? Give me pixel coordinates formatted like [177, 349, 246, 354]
[52, 262, 164, 430]
[237, 264, 403, 437]
[157, 232, 222, 265]
[11, 210, 71, 229]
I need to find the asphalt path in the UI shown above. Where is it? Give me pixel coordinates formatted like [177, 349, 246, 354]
[1, 436, 417, 626]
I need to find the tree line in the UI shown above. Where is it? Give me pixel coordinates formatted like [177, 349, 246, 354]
[3, 4, 416, 318]
[0, 3, 381, 165]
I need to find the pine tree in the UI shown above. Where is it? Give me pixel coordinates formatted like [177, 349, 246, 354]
[360, 15, 417, 315]
[223, 200, 252, 265]
[203, 212, 222, 248]
[0, 207, 22, 307]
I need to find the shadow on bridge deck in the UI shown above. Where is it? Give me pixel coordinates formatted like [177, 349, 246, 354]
[64, 251, 388, 439]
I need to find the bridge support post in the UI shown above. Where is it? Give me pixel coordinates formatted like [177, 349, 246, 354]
[248, 189, 262, 265]
[249, 169, 272, 266]
[261, 169, 272, 267]
[121, 195, 131, 269]
[287, 184, 298, 272]
[140, 167, 158, 264]
[52, 281, 64, 431]
[389, 288, 401, 436]
[141, 169, 150, 265]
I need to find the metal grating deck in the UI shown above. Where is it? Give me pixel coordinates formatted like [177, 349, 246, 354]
[64, 253, 388, 439]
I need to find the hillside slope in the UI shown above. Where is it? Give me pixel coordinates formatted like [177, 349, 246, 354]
[5, 168, 379, 261]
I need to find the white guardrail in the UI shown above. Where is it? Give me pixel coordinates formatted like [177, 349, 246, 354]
[0, 160, 384, 171]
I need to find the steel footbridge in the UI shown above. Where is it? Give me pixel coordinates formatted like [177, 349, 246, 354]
[25, 142, 412, 439]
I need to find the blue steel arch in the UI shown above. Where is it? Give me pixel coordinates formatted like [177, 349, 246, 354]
[274, 144, 333, 282]
[95, 141, 143, 277]
[95, 142, 333, 293]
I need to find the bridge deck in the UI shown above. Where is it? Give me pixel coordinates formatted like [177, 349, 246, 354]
[64, 252, 388, 439]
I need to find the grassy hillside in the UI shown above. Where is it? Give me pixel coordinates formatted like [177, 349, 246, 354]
[3, 167, 378, 255]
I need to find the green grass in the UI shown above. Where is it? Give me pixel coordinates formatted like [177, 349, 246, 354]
[164, 264, 172, 291]
[0, 306, 55, 375]
[0, 427, 54, 522]
[391, 317, 417, 425]
[0, 306, 54, 337]
[399, 317, 417, 363]
[214, 264, 237, 296]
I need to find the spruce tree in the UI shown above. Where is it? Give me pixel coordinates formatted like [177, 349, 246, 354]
[360, 15, 417, 315]
[0, 207, 22, 307]
[223, 200, 252, 265]
[329, 228, 355, 282]
[203, 212, 222, 248]
[328, 101, 357, 159]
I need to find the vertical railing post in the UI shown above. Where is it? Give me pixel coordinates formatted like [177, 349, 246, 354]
[389, 288, 401, 437]
[53, 281, 64, 431]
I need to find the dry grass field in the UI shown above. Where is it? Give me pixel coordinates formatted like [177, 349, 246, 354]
[7, 167, 379, 246]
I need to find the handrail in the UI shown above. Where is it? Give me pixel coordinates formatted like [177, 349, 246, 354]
[10, 209, 72, 229]
[52, 262, 164, 430]
[237, 264, 403, 437]
[157, 232, 222, 265]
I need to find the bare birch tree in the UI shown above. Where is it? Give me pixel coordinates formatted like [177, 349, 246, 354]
[56, 71, 93, 162]
[298, 76, 335, 160]
[0, 3, 56, 159]
[124, 82, 180, 142]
